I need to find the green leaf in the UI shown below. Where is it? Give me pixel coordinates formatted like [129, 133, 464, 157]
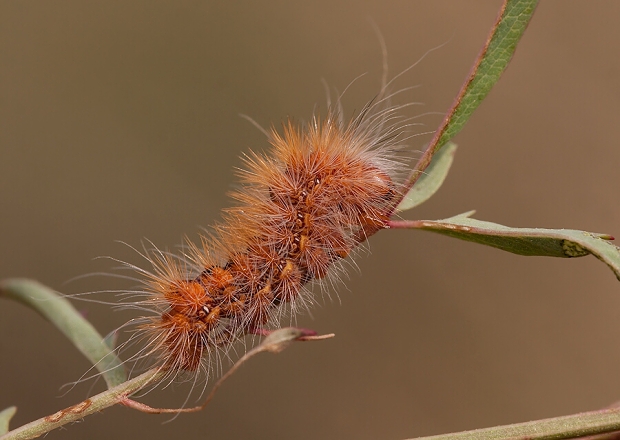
[396, 142, 457, 212]
[103, 330, 118, 351]
[0, 279, 127, 388]
[390, 212, 620, 280]
[435, 0, 539, 152]
[0, 407, 17, 435]
[402, 0, 539, 194]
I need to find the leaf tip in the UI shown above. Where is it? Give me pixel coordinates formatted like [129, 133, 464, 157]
[0, 406, 17, 435]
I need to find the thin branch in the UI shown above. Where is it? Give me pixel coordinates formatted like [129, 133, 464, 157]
[0, 328, 333, 440]
[406, 407, 620, 440]
[0, 368, 164, 440]
[121, 328, 335, 414]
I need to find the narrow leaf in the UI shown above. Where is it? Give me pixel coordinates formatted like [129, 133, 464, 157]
[435, 0, 539, 151]
[390, 212, 620, 280]
[396, 142, 457, 212]
[401, 0, 539, 195]
[103, 330, 118, 351]
[0, 279, 127, 388]
[0, 407, 17, 435]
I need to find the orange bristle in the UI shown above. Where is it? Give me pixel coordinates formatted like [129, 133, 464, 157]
[125, 106, 408, 379]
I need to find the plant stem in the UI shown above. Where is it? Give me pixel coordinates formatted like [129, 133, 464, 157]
[0, 327, 332, 439]
[0, 368, 164, 440]
[406, 408, 620, 440]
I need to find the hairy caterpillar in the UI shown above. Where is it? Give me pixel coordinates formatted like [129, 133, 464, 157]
[106, 51, 433, 384]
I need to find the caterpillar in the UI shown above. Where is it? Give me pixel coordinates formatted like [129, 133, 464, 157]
[121, 85, 416, 381]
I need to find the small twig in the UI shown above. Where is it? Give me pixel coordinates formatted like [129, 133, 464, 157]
[388, 220, 425, 229]
[0, 368, 164, 440]
[406, 407, 620, 440]
[121, 328, 334, 414]
[1, 327, 333, 439]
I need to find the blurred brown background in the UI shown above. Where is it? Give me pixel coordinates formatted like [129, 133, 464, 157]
[2, 1, 620, 439]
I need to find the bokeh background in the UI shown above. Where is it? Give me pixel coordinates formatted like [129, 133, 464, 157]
[2, 1, 620, 439]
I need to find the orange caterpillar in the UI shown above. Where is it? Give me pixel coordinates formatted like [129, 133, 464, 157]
[130, 101, 408, 377]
